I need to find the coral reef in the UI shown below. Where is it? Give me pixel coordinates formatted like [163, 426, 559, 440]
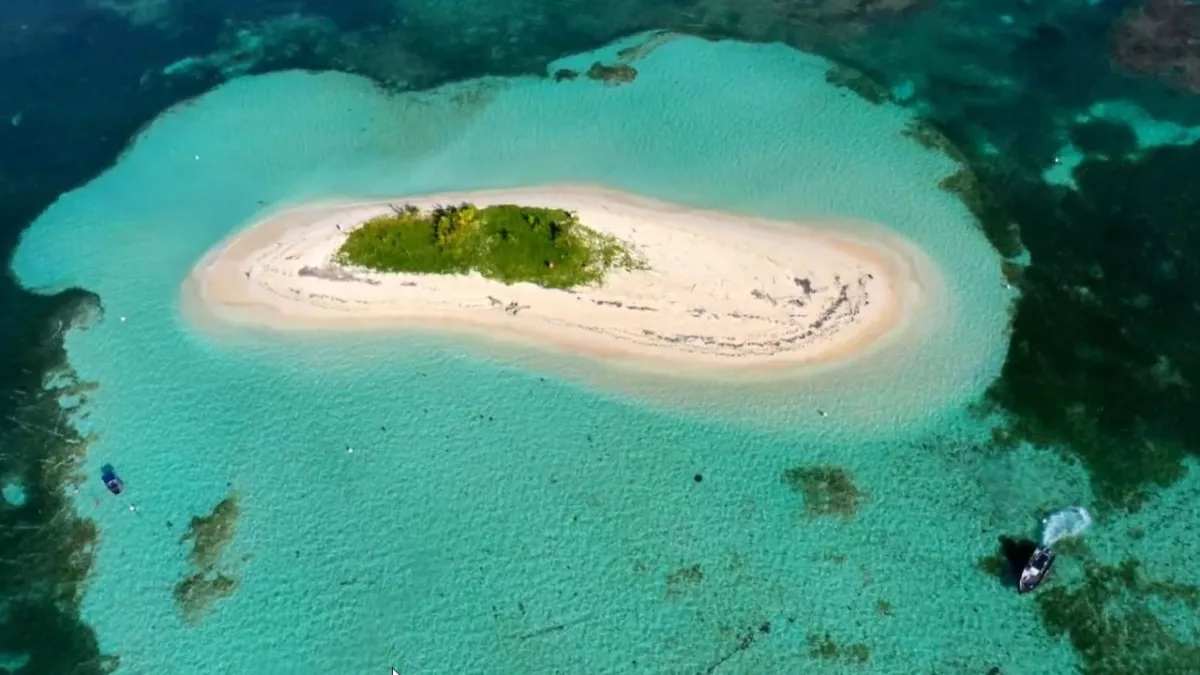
[806, 632, 870, 664]
[976, 528, 1200, 674]
[901, 120, 1026, 259]
[181, 495, 239, 569]
[665, 563, 704, 598]
[978, 141, 1200, 510]
[0, 293, 117, 674]
[585, 61, 638, 84]
[825, 64, 890, 104]
[1036, 558, 1200, 674]
[173, 494, 241, 623]
[1111, 0, 1200, 94]
[783, 465, 865, 519]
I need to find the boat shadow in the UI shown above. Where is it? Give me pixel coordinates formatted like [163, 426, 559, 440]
[988, 535, 1038, 590]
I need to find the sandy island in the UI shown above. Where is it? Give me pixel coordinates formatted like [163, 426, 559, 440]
[182, 186, 942, 371]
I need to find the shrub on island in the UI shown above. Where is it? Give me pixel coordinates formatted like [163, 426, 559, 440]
[334, 203, 645, 289]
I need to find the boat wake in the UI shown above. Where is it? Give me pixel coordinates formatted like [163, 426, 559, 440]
[1041, 505, 1093, 547]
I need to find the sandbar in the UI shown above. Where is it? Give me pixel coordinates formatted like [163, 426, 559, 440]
[181, 185, 942, 372]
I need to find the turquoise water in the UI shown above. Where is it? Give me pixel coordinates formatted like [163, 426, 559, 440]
[16, 32, 1177, 674]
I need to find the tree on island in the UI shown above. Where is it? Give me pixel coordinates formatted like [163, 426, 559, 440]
[335, 203, 645, 289]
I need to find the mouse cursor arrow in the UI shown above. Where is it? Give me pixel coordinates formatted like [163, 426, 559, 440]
[392, 669, 400, 675]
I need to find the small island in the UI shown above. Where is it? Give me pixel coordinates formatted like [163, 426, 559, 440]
[334, 203, 645, 289]
[183, 185, 940, 372]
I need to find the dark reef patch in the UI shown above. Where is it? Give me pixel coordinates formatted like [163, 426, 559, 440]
[806, 632, 870, 665]
[174, 493, 241, 623]
[1035, 557, 1200, 675]
[783, 465, 865, 519]
[585, 61, 638, 85]
[181, 494, 240, 569]
[901, 121, 1027, 259]
[825, 64, 890, 104]
[0, 2, 286, 664]
[665, 563, 704, 599]
[904, 62, 1200, 511]
[1111, 0, 1200, 96]
[975, 529, 1200, 673]
[971, 141, 1200, 510]
[1068, 119, 1138, 158]
[0, 292, 113, 674]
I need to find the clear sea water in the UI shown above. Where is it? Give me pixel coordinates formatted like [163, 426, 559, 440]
[13, 32, 1193, 674]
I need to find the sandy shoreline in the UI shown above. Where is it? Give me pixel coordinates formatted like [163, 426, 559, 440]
[181, 185, 943, 372]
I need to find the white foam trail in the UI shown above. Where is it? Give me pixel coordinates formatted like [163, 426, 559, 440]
[1041, 505, 1093, 547]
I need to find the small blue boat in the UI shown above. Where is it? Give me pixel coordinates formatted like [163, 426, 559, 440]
[100, 464, 124, 496]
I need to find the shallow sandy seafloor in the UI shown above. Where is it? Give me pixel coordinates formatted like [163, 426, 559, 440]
[4, 31, 1115, 675]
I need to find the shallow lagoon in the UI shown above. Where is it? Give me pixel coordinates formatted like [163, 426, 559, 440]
[11, 33, 1111, 674]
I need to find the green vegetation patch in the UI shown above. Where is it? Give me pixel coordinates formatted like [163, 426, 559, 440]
[335, 203, 646, 290]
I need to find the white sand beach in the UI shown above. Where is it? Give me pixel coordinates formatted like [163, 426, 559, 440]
[181, 185, 943, 371]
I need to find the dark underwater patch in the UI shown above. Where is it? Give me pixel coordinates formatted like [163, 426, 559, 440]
[825, 64, 891, 104]
[1035, 557, 1200, 674]
[0, 292, 114, 675]
[174, 493, 241, 624]
[1068, 119, 1138, 158]
[806, 631, 870, 665]
[665, 563, 704, 599]
[975, 142, 1200, 510]
[783, 465, 865, 519]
